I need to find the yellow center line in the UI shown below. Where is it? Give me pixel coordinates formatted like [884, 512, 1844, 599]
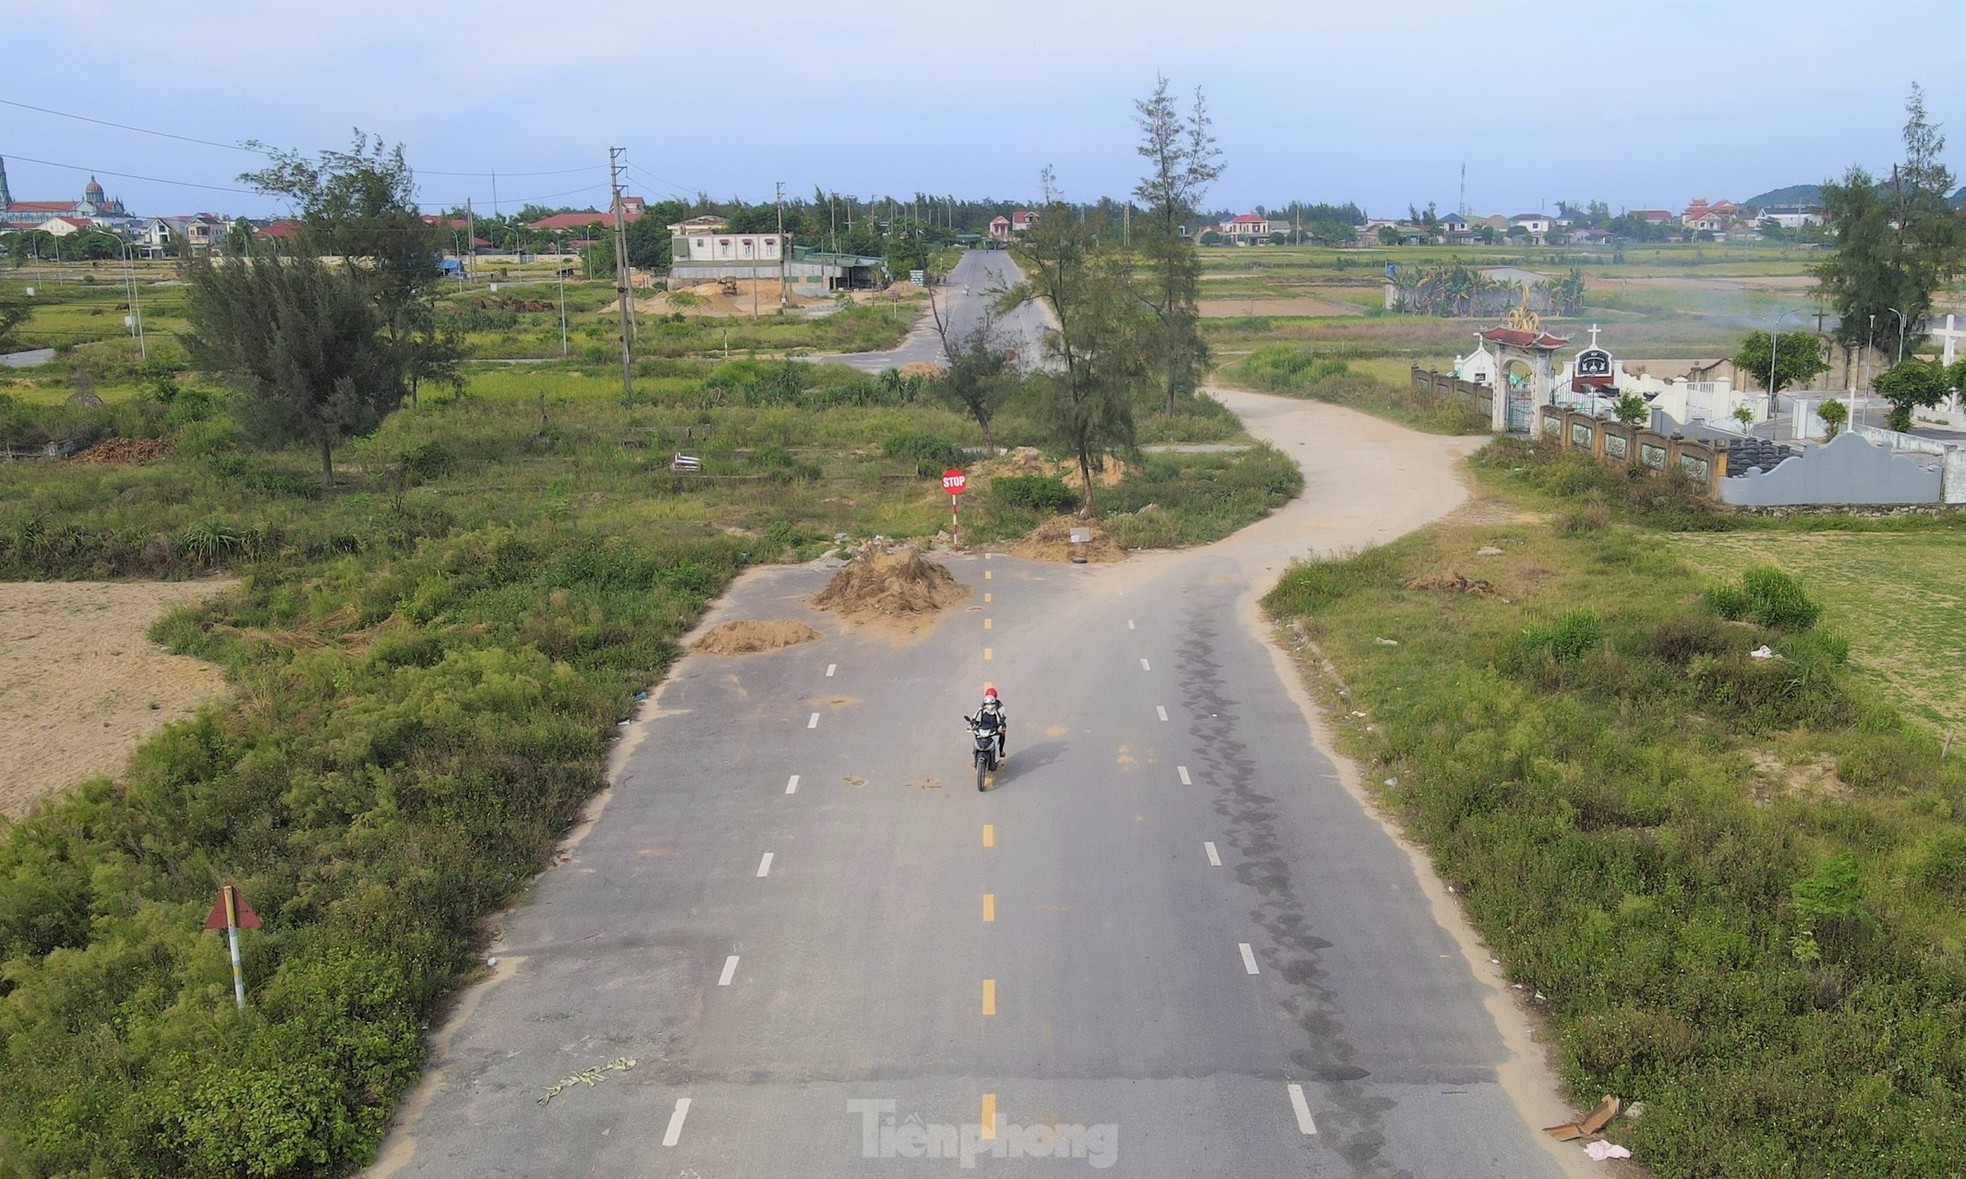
[984, 592, 992, 603]
[980, 1093, 997, 1138]
[982, 823, 994, 847]
[984, 647, 993, 661]
[982, 893, 995, 922]
[984, 570, 993, 580]
[982, 978, 996, 1015]
[984, 617, 993, 630]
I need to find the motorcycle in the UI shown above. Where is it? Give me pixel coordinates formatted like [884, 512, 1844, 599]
[966, 716, 1001, 791]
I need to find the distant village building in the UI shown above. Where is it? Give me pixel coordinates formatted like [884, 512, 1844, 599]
[1681, 198, 1741, 233]
[0, 159, 134, 230]
[1220, 213, 1275, 243]
[1758, 205, 1823, 230]
[1509, 213, 1553, 242]
[525, 196, 647, 235]
[986, 211, 1037, 244]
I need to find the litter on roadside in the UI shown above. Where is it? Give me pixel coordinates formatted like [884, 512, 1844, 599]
[1750, 645, 1775, 660]
[1543, 1095, 1620, 1141]
[1585, 1141, 1633, 1161]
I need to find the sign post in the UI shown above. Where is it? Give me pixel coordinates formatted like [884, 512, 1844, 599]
[203, 882, 261, 1011]
[942, 468, 967, 547]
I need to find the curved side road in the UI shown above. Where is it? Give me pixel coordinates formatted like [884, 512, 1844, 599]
[368, 391, 1596, 1178]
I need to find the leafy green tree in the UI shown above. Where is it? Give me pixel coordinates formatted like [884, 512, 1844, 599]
[0, 289, 25, 351]
[239, 132, 459, 401]
[1377, 224, 1400, 247]
[1815, 397, 1849, 438]
[184, 248, 404, 486]
[1732, 330, 1830, 395]
[1875, 358, 1950, 431]
[1002, 170, 1144, 514]
[1814, 85, 1966, 356]
[1134, 75, 1223, 415]
[929, 297, 1014, 450]
[1612, 392, 1648, 427]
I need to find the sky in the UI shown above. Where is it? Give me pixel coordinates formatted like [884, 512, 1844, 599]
[5, 0, 1965, 222]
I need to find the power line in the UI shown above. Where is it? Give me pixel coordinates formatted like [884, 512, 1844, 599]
[624, 161, 698, 201]
[1, 95, 606, 179]
[0, 153, 259, 195]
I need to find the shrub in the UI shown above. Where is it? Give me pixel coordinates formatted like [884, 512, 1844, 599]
[1522, 610, 1605, 663]
[1705, 564, 1822, 630]
[881, 431, 964, 477]
[990, 473, 1079, 514]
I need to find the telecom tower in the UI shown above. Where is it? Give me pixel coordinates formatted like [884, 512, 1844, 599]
[1458, 163, 1467, 217]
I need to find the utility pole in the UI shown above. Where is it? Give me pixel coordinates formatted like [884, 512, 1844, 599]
[776, 179, 788, 309]
[609, 147, 633, 400]
[464, 198, 476, 280]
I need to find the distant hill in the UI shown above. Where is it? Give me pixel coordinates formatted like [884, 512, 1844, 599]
[1743, 184, 1823, 209]
[1955, 185, 1966, 208]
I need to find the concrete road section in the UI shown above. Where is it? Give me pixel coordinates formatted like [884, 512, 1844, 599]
[371, 393, 1592, 1177]
[816, 250, 1050, 374]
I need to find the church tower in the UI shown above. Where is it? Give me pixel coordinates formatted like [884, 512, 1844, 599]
[0, 157, 12, 213]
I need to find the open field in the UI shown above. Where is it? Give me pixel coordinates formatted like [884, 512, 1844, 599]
[1267, 441, 1966, 1176]
[0, 579, 234, 818]
[1671, 530, 1966, 733]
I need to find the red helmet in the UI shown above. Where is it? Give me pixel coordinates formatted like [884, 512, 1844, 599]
[983, 687, 998, 699]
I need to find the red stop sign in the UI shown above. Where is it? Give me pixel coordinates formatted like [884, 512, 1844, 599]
[943, 469, 967, 495]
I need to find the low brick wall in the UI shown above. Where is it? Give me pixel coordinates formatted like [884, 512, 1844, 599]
[1536, 407, 1725, 496]
[1411, 366, 1493, 423]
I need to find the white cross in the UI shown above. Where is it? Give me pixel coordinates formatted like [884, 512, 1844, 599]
[1934, 314, 1966, 367]
[1587, 323, 1602, 349]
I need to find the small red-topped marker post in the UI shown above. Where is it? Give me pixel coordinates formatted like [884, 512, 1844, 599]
[943, 468, 967, 548]
[203, 882, 261, 1010]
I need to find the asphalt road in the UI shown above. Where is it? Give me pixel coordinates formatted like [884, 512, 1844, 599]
[817, 250, 1052, 373]
[371, 393, 1585, 1178]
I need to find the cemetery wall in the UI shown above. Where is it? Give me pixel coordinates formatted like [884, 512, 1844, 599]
[1715, 431, 1943, 507]
[1411, 366, 1492, 422]
[1536, 407, 1725, 496]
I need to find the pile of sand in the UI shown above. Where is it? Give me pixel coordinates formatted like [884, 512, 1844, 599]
[1010, 517, 1127, 564]
[71, 438, 175, 464]
[897, 361, 945, 379]
[1402, 571, 1496, 596]
[981, 448, 1126, 490]
[617, 280, 824, 319]
[812, 546, 968, 626]
[693, 619, 821, 655]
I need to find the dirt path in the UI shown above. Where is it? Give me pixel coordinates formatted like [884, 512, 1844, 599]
[0, 580, 234, 818]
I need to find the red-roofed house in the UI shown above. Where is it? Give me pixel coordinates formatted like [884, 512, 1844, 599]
[38, 216, 92, 236]
[256, 219, 302, 240]
[1010, 209, 1036, 233]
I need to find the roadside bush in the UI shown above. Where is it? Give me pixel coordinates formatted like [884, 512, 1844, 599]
[882, 431, 965, 477]
[1705, 564, 1822, 631]
[1522, 609, 1604, 663]
[990, 473, 1078, 514]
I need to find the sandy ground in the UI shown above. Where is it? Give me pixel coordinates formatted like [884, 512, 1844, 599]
[1199, 295, 1365, 318]
[0, 579, 234, 819]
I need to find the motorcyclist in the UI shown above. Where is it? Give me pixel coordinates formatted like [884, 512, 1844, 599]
[969, 687, 1007, 763]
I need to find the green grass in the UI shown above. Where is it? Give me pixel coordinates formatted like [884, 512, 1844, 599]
[1671, 531, 1966, 734]
[1264, 472, 1966, 1177]
[1216, 343, 1489, 435]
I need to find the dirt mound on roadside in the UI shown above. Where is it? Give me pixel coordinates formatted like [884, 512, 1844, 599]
[812, 547, 968, 626]
[897, 361, 945, 379]
[1402, 570, 1496, 596]
[71, 438, 175, 464]
[693, 619, 821, 656]
[1010, 517, 1128, 564]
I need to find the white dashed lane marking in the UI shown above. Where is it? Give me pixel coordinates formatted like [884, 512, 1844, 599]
[807, 712, 820, 729]
[1239, 943, 1260, 975]
[756, 852, 773, 877]
[1177, 766, 1192, 786]
[1204, 841, 1221, 866]
[1288, 1084, 1318, 1135]
[662, 1097, 692, 1146]
[1156, 706, 1168, 722]
[1140, 658, 1151, 672]
[785, 774, 800, 794]
[718, 955, 739, 986]
[826, 663, 836, 677]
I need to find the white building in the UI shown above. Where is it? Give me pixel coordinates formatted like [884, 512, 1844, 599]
[674, 230, 785, 265]
[1759, 206, 1823, 230]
